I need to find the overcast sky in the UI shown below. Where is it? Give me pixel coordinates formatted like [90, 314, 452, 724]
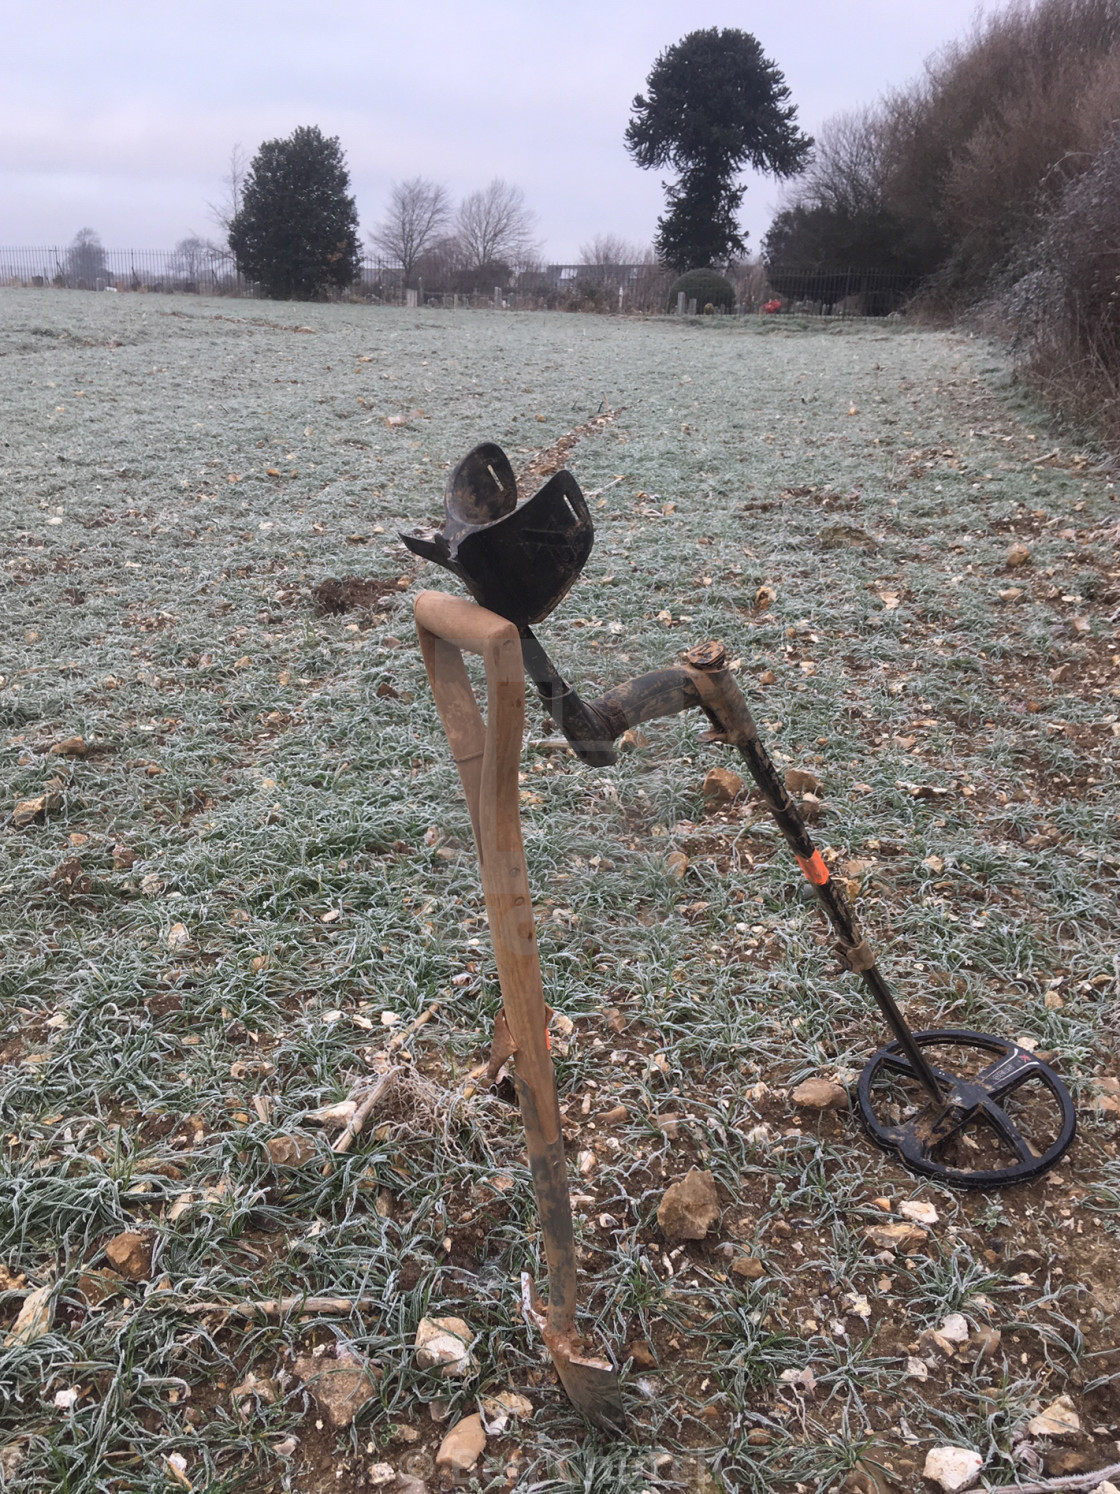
[2, 0, 1002, 263]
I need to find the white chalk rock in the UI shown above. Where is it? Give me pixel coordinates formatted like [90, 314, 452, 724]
[922, 1446, 983, 1492]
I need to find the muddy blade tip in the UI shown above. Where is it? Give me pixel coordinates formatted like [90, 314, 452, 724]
[554, 1360, 626, 1434]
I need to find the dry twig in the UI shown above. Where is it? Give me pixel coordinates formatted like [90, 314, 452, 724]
[995, 1461, 1120, 1492]
[181, 1295, 377, 1319]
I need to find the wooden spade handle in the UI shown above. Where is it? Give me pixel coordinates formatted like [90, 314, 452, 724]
[413, 590, 578, 1331]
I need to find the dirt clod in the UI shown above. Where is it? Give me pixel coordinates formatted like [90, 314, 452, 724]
[702, 766, 743, 805]
[1006, 541, 1032, 566]
[658, 1167, 720, 1241]
[51, 736, 87, 758]
[790, 1077, 847, 1110]
[784, 767, 823, 796]
[264, 1134, 315, 1168]
[292, 1350, 379, 1427]
[104, 1231, 154, 1281]
[311, 576, 398, 615]
[731, 1255, 766, 1279]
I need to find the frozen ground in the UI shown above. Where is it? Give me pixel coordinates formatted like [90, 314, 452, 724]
[1, 290, 1119, 1492]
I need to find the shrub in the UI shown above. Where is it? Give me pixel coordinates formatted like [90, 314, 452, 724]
[667, 268, 734, 312]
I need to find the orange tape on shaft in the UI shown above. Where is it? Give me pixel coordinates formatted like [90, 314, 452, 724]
[796, 849, 830, 886]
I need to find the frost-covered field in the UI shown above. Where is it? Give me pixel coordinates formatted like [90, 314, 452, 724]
[1, 289, 1119, 1492]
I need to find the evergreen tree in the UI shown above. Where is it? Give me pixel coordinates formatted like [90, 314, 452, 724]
[626, 28, 811, 271]
[229, 126, 360, 300]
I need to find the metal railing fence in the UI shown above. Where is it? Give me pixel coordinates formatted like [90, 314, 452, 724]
[0, 247, 921, 318]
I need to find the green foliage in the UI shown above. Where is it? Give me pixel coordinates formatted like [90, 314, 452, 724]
[229, 125, 360, 301]
[667, 267, 735, 311]
[626, 27, 811, 271]
[762, 202, 931, 311]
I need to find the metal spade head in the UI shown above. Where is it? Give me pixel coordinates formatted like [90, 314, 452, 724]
[402, 442, 593, 627]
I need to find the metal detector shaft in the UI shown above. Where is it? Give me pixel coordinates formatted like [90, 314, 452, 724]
[520, 630, 944, 1104]
[680, 644, 945, 1104]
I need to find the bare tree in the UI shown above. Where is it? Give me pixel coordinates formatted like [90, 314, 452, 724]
[65, 228, 106, 287]
[578, 233, 648, 265]
[455, 179, 538, 270]
[173, 234, 225, 282]
[370, 177, 452, 286]
[208, 143, 248, 237]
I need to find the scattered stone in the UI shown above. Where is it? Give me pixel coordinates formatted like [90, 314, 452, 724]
[1091, 1482, 1120, 1494]
[627, 1338, 656, 1369]
[3, 1284, 54, 1347]
[864, 1221, 927, 1252]
[906, 1356, 929, 1379]
[293, 1350, 379, 1427]
[51, 736, 87, 758]
[938, 1313, 970, 1344]
[104, 1231, 154, 1281]
[657, 1168, 720, 1241]
[998, 586, 1024, 601]
[112, 844, 136, 869]
[1090, 1078, 1120, 1116]
[435, 1413, 486, 1472]
[366, 1464, 397, 1487]
[746, 1429, 773, 1446]
[702, 766, 743, 806]
[790, 1077, 847, 1110]
[600, 1104, 629, 1125]
[1028, 1394, 1080, 1439]
[922, 1446, 982, 1492]
[899, 1200, 939, 1225]
[779, 1366, 817, 1395]
[731, 1256, 765, 1280]
[664, 850, 690, 880]
[798, 791, 822, 822]
[1005, 542, 1032, 568]
[479, 1391, 533, 1434]
[165, 922, 191, 949]
[231, 1371, 278, 1409]
[869, 1196, 893, 1212]
[12, 791, 60, 828]
[784, 767, 823, 796]
[264, 1134, 315, 1168]
[414, 1316, 478, 1378]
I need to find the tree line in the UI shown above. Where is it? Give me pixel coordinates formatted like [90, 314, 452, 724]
[50, 28, 813, 305]
[762, 0, 1120, 433]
